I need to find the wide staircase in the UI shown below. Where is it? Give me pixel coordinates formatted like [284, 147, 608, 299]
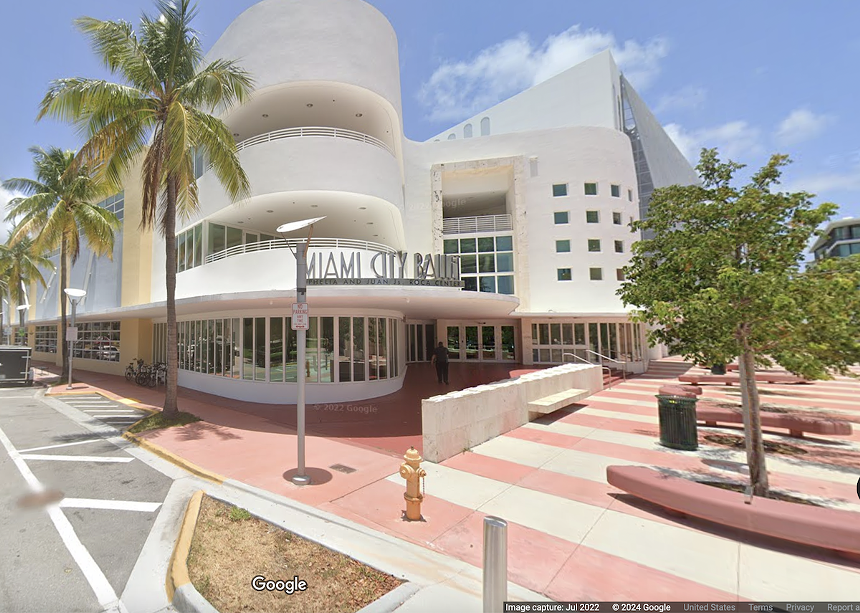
[603, 368, 626, 388]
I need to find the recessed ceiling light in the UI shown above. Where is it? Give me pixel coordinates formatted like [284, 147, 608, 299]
[373, 234, 378, 237]
[262, 114, 269, 118]
[359, 206, 367, 210]
[310, 204, 318, 208]
[266, 210, 274, 213]
[233, 133, 239, 137]
[238, 221, 244, 224]
[355, 113, 363, 117]
[367, 222, 373, 225]
[306, 103, 313, 108]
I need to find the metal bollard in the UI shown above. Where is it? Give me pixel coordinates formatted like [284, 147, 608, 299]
[482, 516, 507, 613]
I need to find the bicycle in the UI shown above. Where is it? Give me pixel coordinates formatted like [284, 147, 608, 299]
[125, 358, 145, 382]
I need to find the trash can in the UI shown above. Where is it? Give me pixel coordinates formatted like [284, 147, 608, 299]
[656, 385, 698, 450]
[0, 345, 34, 386]
[710, 363, 727, 375]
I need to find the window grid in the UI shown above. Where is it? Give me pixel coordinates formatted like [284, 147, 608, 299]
[98, 191, 124, 223]
[588, 239, 601, 252]
[446, 235, 515, 295]
[35, 325, 58, 353]
[71, 321, 121, 362]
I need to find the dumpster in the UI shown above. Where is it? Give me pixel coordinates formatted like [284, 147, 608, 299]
[0, 345, 34, 386]
[656, 384, 698, 450]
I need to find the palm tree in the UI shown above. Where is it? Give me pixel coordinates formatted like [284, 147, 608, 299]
[3, 146, 119, 375]
[0, 235, 54, 343]
[38, 0, 252, 416]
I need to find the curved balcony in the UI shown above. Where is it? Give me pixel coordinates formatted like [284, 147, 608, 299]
[205, 237, 396, 265]
[236, 126, 394, 157]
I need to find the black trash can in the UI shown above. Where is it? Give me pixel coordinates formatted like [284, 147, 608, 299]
[0, 345, 34, 386]
[656, 385, 698, 450]
[710, 363, 727, 375]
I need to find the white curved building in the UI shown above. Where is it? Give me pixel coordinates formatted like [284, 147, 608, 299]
[24, 0, 698, 404]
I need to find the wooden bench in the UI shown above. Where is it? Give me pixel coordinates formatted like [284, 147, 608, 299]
[679, 373, 808, 385]
[697, 406, 852, 438]
[527, 388, 590, 415]
[607, 465, 860, 558]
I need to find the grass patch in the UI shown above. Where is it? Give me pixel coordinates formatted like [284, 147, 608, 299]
[126, 411, 201, 434]
[188, 496, 402, 613]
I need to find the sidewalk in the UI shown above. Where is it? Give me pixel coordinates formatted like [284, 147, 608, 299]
[36, 358, 860, 604]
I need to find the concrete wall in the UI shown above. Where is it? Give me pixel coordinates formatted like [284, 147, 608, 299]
[421, 363, 601, 462]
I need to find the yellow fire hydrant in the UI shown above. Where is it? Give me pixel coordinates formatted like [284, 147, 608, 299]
[399, 446, 426, 521]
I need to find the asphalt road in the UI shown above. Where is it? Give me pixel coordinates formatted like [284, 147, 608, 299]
[0, 385, 174, 613]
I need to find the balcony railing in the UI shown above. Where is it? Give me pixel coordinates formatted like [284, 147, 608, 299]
[204, 238, 397, 265]
[442, 214, 513, 235]
[235, 126, 394, 156]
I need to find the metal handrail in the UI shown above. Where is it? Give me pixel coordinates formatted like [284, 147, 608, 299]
[585, 349, 628, 383]
[235, 126, 394, 156]
[204, 237, 397, 265]
[562, 352, 611, 390]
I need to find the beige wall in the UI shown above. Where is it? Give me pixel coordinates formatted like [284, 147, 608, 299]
[120, 160, 154, 308]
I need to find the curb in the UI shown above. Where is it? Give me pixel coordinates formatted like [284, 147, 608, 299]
[356, 582, 420, 613]
[168, 490, 219, 613]
[123, 432, 226, 484]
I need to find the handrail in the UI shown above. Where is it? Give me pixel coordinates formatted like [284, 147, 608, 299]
[204, 237, 397, 265]
[585, 349, 627, 383]
[235, 126, 394, 156]
[563, 352, 611, 390]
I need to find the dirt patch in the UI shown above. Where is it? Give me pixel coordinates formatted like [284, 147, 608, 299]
[703, 433, 808, 456]
[698, 480, 821, 506]
[187, 496, 402, 613]
[127, 411, 201, 434]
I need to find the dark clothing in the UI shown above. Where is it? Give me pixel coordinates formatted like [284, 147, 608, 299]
[432, 345, 449, 383]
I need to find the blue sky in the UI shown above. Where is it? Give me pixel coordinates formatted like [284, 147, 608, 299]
[2, 0, 859, 240]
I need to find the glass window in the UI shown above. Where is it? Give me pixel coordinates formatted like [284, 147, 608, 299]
[562, 324, 573, 345]
[628, 189, 633, 201]
[497, 275, 514, 294]
[460, 238, 476, 253]
[586, 211, 600, 223]
[242, 318, 253, 380]
[260, 234, 275, 243]
[558, 268, 572, 281]
[479, 277, 496, 293]
[338, 317, 352, 382]
[588, 239, 601, 252]
[554, 211, 569, 225]
[851, 243, 860, 255]
[496, 236, 513, 251]
[552, 184, 568, 197]
[209, 223, 225, 258]
[444, 239, 459, 254]
[590, 268, 603, 281]
[496, 252, 514, 272]
[463, 277, 478, 291]
[852, 226, 860, 239]
[448, 133, 456, 140]
[556, 240, 571, 253]
[464, 123, 473, 138]
[501, 326, 515, 360]
[254, 317, 266, 381]
[226, 226, 243, 250]
[613, 212, 622, 225]
[353, 317, 365, 381]
[478, 254, 495, 273]
[550, 324, 562, 345]
[232, 318, 241, 379]
[377, 318, 387, 379]
[461, 255, 477, 274]
[245, 233, 258, 245]
[465, 326, 478, 360]
[194, 225, 203, 268]
[617, 269, 626, 281]
[480, 117, 490, 136]
[836, 243, 851, 257]
[584, 183, 598, 196]
[611, 184, 621, 198]
[575, 323, 586, 345]
[177, 233, 186, 273]
[368, 317, 378, 380]
[539, 324, 550, 346]
[320, 317, 334, 382]
[478, 237, 495, 252]
[306, 317, 319, 383]
[615, 240, 624, 253]
[270, 317, 283, 382]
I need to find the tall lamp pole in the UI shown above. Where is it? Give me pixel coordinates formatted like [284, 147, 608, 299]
[64, 288, 87, 390]
[277, 216, 326, 486]
[16, 305, 28, 346]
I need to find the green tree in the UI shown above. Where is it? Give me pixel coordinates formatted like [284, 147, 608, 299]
[37, 0, 252, 415]
[0, 233, 54, 342]
[4, 146, 119, 375]
[619, 148, 860, 496]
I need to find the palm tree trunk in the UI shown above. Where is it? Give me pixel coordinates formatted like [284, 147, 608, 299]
[738, 342, 769, 496]
[163, 174, 179, 416]
[60, 234, 69, 378]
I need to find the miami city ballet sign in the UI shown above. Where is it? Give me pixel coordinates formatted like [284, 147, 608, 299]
[305, 250, 463, 287]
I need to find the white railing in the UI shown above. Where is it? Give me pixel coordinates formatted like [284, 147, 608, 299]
[235, 126, 394, 156]
[442, 214, 513, 235]
[204, 238, 397, 265]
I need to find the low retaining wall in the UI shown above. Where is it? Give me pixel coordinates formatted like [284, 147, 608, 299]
[421, 363, 601, 462]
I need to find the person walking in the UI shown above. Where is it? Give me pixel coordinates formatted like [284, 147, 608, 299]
[430, 341, 450, 384]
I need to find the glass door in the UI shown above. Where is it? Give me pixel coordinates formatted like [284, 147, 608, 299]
[481, 326, 496, 360]
[464, 326, 479, 360]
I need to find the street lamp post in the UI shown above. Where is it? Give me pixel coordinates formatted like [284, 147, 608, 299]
[16, 304, 29, 346]
[64, 288, 87, 390]
[277, 216, 326, 486]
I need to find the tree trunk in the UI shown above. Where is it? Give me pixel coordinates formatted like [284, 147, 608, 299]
[163, 174, 179, 416]
[738, 344, 769, 496]
[60, 234, 69, 378]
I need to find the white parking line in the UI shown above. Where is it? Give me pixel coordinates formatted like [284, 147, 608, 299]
[0, 424, 121, 609]
[60, 498, 162, 512]
[18, 439, 104, 453]
[20, 454, 134, 463]
[88, 414, 139, 418]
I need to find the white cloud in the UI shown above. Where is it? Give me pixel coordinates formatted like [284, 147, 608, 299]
[664, 121, 764, 163]
[420, 26, 669, 122]
[655, 86, 706, 114]
[782, 153, 860, 196]
[775, 108, 835, 146]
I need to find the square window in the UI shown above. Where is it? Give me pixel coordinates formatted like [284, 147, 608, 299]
[614, 240, 624, 253]
[479, 277, 496, 293]
[616, 269, 626, 281]
[497, 276, 515, 294]
[554, 211, 569, 225]
[460, 238, 476, 253]
[552, 184, 568, 197]
[556, 240, 571, 253]
[478, 237, 495, 252]
[590, 267, 603, 281]
[443, 239, 459, 254]
[588, 239, 601, 252]
[496, 235, 513, 251]
[584, 182, 598, 196]
[613, 212, 622, 225]
[478, 254, 495, 273]
[463, 277, 478, 291]
[611, 184, 621, 198]
[496, 252, 514, 272]
[628, 189, 633, 201]
[586, 210, 600, 224]
[557, 268, 572, 281]
[460, 255, 477, 274]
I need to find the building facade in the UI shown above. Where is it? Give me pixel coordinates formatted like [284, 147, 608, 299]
[811, 217, 860, 260]
[23, 0, 698, 404]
